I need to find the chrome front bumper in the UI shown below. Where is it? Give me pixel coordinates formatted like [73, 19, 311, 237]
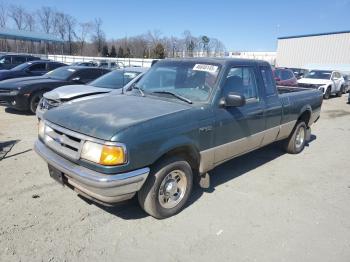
[34, 139, 150, 204]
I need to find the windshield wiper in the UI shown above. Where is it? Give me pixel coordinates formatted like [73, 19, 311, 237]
[152, 91, 193, 104]
[133, 85, 145, 97]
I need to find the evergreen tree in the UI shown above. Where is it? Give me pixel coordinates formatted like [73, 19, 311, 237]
[117, 47, 124, 58]
[110, 45, 117, 57]
[102, 45, 109, 57]
[153, 43, 165, 59]
[125, 47, 131, 58]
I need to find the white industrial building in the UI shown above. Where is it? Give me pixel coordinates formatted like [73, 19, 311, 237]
[276, 30, 350, 71]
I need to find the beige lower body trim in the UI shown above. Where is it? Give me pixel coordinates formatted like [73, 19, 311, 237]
[199, 120, 297, 173]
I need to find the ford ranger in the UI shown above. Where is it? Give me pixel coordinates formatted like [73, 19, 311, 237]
[34, 58, 323, 219]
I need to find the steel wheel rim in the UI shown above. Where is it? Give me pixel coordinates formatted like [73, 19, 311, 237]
[295, 127, 305, 149]
[158, 170, 187, 209]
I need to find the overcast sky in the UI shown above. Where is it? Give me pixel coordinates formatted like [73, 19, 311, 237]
[10, 0, 350, 51]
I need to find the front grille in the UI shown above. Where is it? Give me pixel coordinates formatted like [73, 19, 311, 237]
[0, 89, 10, 94]
[298, 83, 319, 89]
[44, 123, 83, 160]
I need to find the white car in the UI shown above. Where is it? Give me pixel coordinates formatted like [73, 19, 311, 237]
[36, 67, 147, 119]
[298, 70, 345, 99]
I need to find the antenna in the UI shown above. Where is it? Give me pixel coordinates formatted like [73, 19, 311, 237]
[120, 61, 126, 94]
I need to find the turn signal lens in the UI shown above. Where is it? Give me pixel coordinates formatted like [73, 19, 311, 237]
[81, 141, 126, 166]
[99, 145, 125, 166]
[38, 120, 45, 139]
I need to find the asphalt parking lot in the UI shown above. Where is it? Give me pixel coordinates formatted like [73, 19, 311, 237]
[0, 96, 350, 262]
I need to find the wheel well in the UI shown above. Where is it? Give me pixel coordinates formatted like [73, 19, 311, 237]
[298, 110, 311, 127]
[29, 90, 46, 101]
[153, 146, 200, 171]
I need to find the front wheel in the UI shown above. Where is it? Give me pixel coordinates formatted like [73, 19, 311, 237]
[323, 87, 331, 99]
[138, 158, 193, 219]
[337, 87, 343, 97]
[29, 92, 44, 114]
[283, 121, 307, 154]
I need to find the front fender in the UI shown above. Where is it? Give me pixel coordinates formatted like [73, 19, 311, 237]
[154, 135, 200, 163]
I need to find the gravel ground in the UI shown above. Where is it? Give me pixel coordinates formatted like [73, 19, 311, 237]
[0, 96, 350, 262]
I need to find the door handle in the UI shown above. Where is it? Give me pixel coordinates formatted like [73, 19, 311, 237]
[199, 126, 213, 132]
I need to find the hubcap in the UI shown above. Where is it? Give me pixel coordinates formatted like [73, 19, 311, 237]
[295, 127, 305, 149]
[158, 170, 187, 209]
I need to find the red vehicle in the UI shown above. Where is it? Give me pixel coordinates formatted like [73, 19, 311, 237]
[273, 68, 298, 86]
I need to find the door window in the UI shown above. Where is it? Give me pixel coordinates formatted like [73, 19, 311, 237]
[260, 66, 277, 96]
[73, 69, 102, 83]
[28, 63, 46, 72]
[47, 63, 63, 71]
[224, 67, 259, 100]
[13, 56, 26, 64]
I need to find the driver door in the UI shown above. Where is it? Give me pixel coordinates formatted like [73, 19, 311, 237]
[213, 65, 265, 164]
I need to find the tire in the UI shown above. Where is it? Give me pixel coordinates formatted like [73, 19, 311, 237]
[323, 87, 331, 100]
[138, 157, 193, 219]
[283, 121, 307, 154]
[337, 87, 343, 97]
[342, 86, 347, 94]
[29, 92, 44, 114]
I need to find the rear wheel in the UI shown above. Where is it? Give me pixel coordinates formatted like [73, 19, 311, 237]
[283, 121, 307, 154]
[337, 87, 343, 97]
[29, 92, 43, 114]
[138, 157, 193, 219]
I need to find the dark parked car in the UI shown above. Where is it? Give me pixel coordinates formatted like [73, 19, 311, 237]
[0, 60, 66, 81]
[35, 58, 323, 218]
[0, 54, 41, 70]
[0, 66, 109, 113]
[290, 68, 309, 79]
[71, 61, 98, 67]
[273, 68, 298, 86]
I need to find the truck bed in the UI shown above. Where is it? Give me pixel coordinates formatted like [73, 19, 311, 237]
[277, 85, 313, 94]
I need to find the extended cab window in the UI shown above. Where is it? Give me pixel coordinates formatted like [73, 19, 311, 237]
[224, 67, 258, 100]
[260, 66, 276, 96]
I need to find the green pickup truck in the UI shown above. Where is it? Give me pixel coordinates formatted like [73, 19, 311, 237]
[34, 58, 323, 218]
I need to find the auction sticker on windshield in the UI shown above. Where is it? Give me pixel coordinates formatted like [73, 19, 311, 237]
[193, 64, 218, 73]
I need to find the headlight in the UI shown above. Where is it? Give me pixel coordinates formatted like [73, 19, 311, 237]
[9, 90, 19, 95]
[81, 141, 126, 166]
[38, 120, 45, 139]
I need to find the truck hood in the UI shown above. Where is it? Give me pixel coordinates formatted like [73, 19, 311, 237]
[44, 94, 191, 140]
[44, 84, 112, 101]
[298, 78, 330, 85]
[0, 76, 59, 89]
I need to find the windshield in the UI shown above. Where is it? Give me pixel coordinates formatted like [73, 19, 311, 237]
[304, 70, 332, 80]
[90, 70, 140, 89]
[45, 66, 76, 80]
[135, 61, 221, 102]
[11, 62, 31, 71]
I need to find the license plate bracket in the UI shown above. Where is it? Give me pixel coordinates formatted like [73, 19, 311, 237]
[48, 165, 64, 186]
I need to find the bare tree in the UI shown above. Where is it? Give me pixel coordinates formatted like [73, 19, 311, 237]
[77, 22, 92, 55]
[8, 5, 27, 30]
[25, 12, 36, 31]
[37, 6, 55, 33]
[0, 1, 7, 28]
[91, 18, 105, 55]
[65, 14, 76, 55]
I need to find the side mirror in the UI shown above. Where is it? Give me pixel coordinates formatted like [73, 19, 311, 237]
[220, 92, 246, 107]
[274, 77, 281, 82]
